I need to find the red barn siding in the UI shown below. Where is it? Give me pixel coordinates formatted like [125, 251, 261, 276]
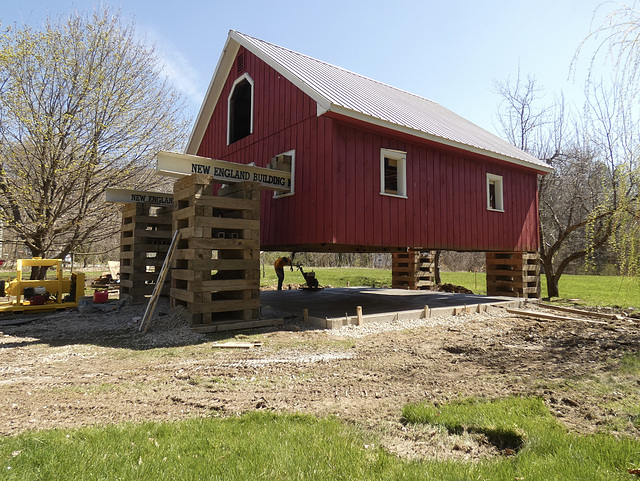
[325, 121, 539, 252]
[195, 49, 540, 253]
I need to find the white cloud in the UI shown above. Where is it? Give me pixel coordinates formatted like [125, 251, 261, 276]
[137, 23, 205, 116]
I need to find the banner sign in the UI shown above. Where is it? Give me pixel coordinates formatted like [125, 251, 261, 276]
[156, 151, 291, 192]
[105, 188, 174, 205]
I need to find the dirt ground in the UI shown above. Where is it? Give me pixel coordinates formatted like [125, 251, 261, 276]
[1, 295, 639, 460]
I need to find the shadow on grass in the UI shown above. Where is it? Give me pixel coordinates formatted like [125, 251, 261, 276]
[447, 425, 524, 452]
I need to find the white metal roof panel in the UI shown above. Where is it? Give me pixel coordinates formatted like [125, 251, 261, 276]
[230, 31, 551, 172]
[186, 31, 550, 172]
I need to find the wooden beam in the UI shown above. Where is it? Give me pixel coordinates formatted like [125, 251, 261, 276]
[106, 188, 174, 205]
[211, 341, 263, 349]
[538, 303, 622, 320]
[505, 308, 608, 325]
[156, 151, 291, 192]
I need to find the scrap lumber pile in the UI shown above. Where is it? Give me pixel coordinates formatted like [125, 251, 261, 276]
[91, 273, 118, 289]
[506, 302, 632, 325]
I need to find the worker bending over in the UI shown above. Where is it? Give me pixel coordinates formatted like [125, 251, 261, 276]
[274, 256, 293, 290]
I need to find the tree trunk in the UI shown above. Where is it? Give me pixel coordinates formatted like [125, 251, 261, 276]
[545, 271, 559, 298]
[541, 253, 559, 298]
[434, 250, 442, 285]
[26, 246, 47, 280]
[29, 264, 50, 280]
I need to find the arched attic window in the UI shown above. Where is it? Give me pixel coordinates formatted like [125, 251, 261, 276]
[227, 73, 254, 145]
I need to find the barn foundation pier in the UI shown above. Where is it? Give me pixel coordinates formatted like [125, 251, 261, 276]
[170, 174, 278, 332]
[119, 202, 173, 302]
[391, 249, 436, 290]
[486, 251, 541, 299]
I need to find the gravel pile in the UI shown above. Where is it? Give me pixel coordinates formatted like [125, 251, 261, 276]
[0, 297, 205, 348]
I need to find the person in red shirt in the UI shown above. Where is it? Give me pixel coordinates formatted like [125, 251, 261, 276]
[274, 256, 293, 290]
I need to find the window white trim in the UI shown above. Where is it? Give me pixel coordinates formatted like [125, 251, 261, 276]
[380, 148, 407, 198]
[486, 173, 504, 211]
[227, 73, 254, 145]
[273, 150, 295, 198]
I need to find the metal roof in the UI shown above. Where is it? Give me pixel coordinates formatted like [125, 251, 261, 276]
[187, 31, 552, 173]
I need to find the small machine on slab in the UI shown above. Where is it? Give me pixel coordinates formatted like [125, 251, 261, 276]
[294, 263, 320, 289]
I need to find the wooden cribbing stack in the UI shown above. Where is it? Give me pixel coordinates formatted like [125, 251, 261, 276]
[110, 152, 291, 332]
[119, 202, 173, 302]
[486, 251, 540, 298]
[171, 174, 266, 332]
[391, 249, 436, 290]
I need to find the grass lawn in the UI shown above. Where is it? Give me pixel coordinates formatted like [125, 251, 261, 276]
[2, 398, 639, 480]
[440, 271, 640, 310]
[260, 266, 392, 289]
[3, 263, 637, 309]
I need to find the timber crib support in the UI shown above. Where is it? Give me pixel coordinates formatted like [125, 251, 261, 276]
[170, 174, 265, 331]
[391, 249, 436, 290]
[119, 202, 173, 302]
[486, 251, 541, 299]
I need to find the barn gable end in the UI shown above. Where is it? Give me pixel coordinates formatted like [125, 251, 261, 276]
[188, 31, 548, 253]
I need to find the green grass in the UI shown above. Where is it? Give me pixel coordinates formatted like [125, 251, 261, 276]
[2, 399, 639, 480]
[260, 266, 392, 288]
[401, 396, 640, 480]
[546, 273, 640, 309]
[440, 271, 488, 294]
[0, 413, 386, 481]
[439, 271, 640, 309]
[5, 262, 639, 309]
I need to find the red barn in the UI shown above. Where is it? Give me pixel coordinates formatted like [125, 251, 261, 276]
[186, 31, 552, 254]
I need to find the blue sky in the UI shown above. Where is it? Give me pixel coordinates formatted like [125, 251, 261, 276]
[2, 0, 613, 136]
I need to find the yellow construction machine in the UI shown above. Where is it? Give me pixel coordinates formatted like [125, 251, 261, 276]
[0, 258, 85, 313]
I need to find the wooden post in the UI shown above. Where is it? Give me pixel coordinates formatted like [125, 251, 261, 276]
[356, 305, 363, 326]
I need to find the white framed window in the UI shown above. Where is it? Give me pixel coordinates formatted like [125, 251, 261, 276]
[486, 173, 504, 211]
[227, 73, 254, 145]
[380, 148, 407, 198]
[272, 150, 295, 198]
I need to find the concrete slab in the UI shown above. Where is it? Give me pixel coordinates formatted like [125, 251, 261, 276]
[260, 287, 532, 329]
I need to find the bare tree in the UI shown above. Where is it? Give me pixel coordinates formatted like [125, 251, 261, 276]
[0, 8, 189, 278]
[573, 2, 640, 277]
[494, 74, 626, 297]
[538, 137, 615, 297]
[574, 2, 640, 100]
